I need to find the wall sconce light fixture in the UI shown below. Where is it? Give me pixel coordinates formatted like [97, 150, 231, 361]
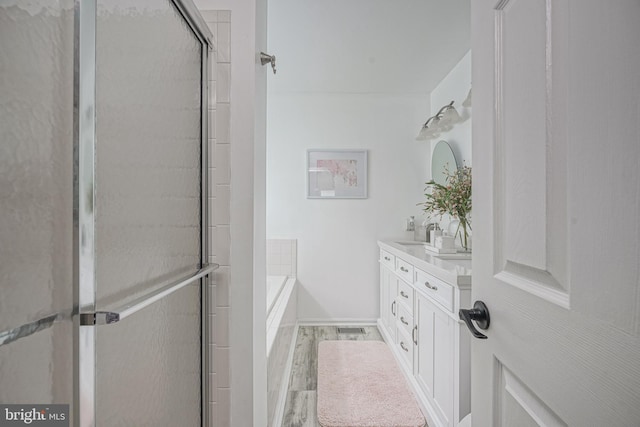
[416, 100, 463, 141]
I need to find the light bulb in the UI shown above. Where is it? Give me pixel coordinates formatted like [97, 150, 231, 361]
[416, 124, 440, 141]
[438, 107, 461, 127]
[462, 88, 472, 107]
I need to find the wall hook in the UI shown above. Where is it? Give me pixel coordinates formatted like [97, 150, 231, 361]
[260, 52, 276, 74]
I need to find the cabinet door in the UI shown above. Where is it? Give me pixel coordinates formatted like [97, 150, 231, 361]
[432, 302, 454, 427]
[380, 265, 390, 327]
[415, 294, 435, 399]
[387, 271, 398, 341]
[415, 294, 454, 427]
[380, 265, 397, 340]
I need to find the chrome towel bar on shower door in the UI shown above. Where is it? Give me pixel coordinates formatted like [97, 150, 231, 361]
[80, 263, 219, 326]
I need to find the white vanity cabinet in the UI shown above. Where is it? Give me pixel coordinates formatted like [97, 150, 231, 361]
[377, 241, 471, 427]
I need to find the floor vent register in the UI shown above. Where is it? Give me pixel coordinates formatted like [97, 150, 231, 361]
[337, 327, 365, 334]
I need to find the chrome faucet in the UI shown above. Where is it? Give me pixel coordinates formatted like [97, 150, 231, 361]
[425, 223, 440, 244]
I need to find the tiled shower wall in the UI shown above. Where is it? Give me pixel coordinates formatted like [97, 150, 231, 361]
[267, 239, 298, 277]
[201, 10, 231, 426]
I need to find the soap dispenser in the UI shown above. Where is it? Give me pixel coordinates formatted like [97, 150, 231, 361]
[406, 216, 415, 232]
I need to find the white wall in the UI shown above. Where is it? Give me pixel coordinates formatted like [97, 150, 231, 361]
[267, 93, 430, 321]
[430, 51, 472, 167]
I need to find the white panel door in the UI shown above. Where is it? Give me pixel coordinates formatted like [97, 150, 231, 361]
[471, 0, 640, 426]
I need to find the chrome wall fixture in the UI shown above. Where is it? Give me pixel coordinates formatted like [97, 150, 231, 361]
[260, 52, 276, 74]
[416, 100, 463, 141]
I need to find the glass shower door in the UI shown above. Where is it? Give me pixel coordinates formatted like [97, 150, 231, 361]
[0, 0, 75, 418]
[84, 1, 212, 425]
[1, 1, 212, 425]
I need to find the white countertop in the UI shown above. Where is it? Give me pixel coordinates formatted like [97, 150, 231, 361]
[378, 240, 472, 287]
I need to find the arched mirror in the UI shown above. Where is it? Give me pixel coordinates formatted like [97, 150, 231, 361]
[431, 140, 458, 185]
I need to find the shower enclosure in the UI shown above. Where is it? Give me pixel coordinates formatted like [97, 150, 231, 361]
[0, 1, 214, 425]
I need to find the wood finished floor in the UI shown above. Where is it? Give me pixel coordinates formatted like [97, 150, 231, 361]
[281, 325, 383, 427]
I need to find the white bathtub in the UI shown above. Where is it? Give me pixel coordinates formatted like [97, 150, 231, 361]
[267, 275, 288, 317]
[266, 276, 297, 427]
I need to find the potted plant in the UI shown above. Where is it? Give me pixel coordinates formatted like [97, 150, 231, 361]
[420, 165, 472, 251]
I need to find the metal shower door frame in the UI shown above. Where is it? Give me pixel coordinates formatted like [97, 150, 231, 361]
[73, 1, 214, 426]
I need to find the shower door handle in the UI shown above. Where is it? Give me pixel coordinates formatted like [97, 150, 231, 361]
[80, 263, 219, 325]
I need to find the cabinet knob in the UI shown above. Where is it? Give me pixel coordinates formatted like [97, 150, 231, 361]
[459, 301, 491, 339]
[384, 256, 390, 261]
[412, 325, 418, 345]
[400, 341, 409, 352]
[400, 316, 409, 326]
[400, 267, 408, 273]
[391, 300, 396, 316]
[400, 291, 409, 298]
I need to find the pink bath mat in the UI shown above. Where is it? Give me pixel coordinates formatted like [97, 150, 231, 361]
[317, 340, 426, 427]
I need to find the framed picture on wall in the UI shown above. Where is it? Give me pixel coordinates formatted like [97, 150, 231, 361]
[307, 149, 368, 199]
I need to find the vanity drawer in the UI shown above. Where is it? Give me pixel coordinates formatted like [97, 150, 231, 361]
[396, 326, 414, 370]
[380, 249, 395, 270]
[395, 258, 414, 284]
[397, 280, 414, 310]
[396, 302, 414, 337]
[415, 268, 454, 313]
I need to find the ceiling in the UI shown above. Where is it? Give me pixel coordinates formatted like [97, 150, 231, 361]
[267, 0, 470, 95]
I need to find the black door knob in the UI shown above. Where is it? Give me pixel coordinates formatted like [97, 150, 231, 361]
[459, 301, 490, 339]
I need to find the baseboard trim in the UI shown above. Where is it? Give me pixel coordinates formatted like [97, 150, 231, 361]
[297, 318, 378, 326]
[272, 322, 299, 427]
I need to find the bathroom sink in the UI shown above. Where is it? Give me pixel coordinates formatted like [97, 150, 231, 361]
[433, 253, 472, 261]
[392, 241, 472, 268]
[394, 241, 426, 246]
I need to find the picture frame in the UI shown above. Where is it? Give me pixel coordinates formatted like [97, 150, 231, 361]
[307, 149, 368, 199]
